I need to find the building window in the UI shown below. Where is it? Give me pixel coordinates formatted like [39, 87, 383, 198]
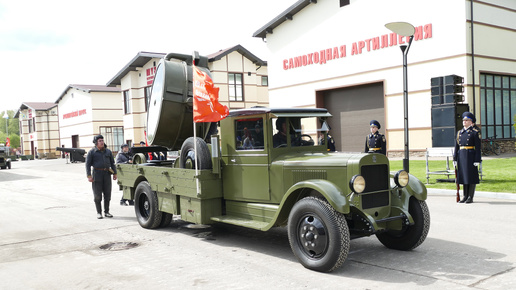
[228, 73, 243, 101]
[480, 73, 516, 139]
[100, 126, 124, 151]
[123, 91, 131, 114]
[261, 76, 268, 86]
[144, 86, 152, 112]
[28, 119, 33, 133]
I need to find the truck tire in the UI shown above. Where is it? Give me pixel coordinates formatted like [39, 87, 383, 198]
[134, 181, 163, 229]
[179, 137, 212, 170]
[376, 197, 430, 250]
[159, 212, 172, 228]
[288, 196, 350, 272]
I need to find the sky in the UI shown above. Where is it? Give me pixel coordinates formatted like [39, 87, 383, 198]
[0, 0, 294, 113]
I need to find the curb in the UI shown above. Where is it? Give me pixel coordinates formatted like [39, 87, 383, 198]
[427, 188, 516, 200]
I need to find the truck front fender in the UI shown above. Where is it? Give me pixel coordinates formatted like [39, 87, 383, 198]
[400, 173, 427, 201]
[275, 179, 350, 227]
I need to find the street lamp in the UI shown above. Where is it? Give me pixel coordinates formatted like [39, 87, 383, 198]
[385, 22, 415, 173]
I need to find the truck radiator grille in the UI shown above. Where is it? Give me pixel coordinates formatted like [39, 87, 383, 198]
[360, 164, 389, 209]
[292, 170, 327, 183]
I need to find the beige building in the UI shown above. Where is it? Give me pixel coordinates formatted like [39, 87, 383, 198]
[106, 45, 269, 146]
[15, 102, 59, 157]
[55, 84, 122, 152]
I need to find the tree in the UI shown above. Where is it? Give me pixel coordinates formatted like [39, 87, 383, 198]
[0, 110, 19, 137]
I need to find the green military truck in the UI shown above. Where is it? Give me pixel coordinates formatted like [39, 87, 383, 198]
[0, 143, 12, 169]
[116, 52, 430, 272]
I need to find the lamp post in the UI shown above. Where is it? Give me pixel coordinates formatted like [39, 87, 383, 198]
[385, 22, 415, 173]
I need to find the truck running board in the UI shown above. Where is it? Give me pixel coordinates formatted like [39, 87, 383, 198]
[210, 216, 270, 231]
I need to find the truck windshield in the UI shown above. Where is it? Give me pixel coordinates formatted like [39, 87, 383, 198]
[272, 117, 321, 148]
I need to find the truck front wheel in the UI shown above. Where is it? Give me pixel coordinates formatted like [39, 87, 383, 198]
[134, 181, 163, 229]
[288, 196, 350, 272]
[376, 197, 430, 250]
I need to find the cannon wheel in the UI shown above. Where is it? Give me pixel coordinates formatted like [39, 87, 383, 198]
[134, 181, 162, 229]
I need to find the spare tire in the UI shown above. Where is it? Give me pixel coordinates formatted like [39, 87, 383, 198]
[179, 137, 212, 170]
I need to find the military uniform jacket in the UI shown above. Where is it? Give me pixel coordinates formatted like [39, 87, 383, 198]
[453, 125, 481, 184]
[86, 146, 117, 181]
[365, 132, 386, 155]
[115, 152, 131, 164]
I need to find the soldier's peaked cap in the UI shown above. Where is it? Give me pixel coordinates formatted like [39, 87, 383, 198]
[462, 112, 476, 123]
[370, 120, 381, 129]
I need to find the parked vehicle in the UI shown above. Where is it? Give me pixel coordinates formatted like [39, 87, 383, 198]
[0, 143, 12, 169]
[116, 52, 430, 272]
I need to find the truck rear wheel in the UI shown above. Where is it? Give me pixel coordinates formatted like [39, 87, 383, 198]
[288, 196, 350, 272]
[159, 212, 172, 228]
[376, 197, 430, 250]
[179, 137, 212, 170]
[134, 181, 163, 229]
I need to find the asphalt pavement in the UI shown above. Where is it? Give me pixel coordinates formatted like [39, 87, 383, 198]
[0, 157, 515, 289]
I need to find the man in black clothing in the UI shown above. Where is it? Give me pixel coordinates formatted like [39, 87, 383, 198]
[86, 135, 117, 219]
[115, 144, 133, 206]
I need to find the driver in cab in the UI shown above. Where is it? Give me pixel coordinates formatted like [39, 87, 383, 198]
[273, 118, 288, 148]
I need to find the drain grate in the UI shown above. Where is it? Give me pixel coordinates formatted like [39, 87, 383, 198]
[99, 242, 140, 251]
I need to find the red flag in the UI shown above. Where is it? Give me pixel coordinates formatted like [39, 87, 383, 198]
[193, 65, 229, 123]
[5, 137, 10, 147]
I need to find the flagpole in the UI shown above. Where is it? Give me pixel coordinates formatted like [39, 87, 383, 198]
[192, 67, 200, 197]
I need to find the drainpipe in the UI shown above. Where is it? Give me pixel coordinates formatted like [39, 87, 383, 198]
[470, 0, 476, 112]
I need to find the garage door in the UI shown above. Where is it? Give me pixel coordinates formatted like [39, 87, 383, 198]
[322, 82, 385, 152]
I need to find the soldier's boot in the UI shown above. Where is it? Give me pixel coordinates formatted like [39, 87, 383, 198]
[459, 184, 469, 203]
[465, 184, 476, 204]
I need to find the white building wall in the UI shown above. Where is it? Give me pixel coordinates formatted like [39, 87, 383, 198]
[58, 90, 93, 149]
[262, 0, 515, 151]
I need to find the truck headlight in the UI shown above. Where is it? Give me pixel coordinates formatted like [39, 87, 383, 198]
[394, 170, 409, 188]
[349, 175, 366, 193]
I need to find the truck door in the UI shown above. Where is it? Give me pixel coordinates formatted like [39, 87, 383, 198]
[222, 117, 270, 201]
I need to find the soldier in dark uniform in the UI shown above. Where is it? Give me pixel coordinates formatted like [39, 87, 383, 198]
[86, 135, 117, 219]
[453, 112, 481, 203]
[365, 120, 386, 155]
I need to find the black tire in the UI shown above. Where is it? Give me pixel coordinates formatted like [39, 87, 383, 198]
[0, 165, 5, 169]
[376, 197, 430, 250]
[7, 162, 11, 169]
[134, 181, 162, 229]
[159, 212, 173, 228]
[179, 137, 212, 170]
[288, 196, 350, 272]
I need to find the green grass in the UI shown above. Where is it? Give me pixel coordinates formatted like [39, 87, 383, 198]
[389, 157, 516, 193]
